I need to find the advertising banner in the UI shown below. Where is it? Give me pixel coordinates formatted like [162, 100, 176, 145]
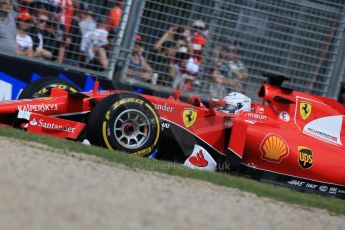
[0, 54, 115, 101]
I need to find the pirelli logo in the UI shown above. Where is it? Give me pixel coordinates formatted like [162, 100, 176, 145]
[112, 98, 144, 110]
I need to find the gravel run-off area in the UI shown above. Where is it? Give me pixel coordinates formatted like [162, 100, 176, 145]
[0, 137, 344, 230]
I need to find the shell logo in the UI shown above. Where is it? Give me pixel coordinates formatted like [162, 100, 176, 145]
[260, 134, 289, 163]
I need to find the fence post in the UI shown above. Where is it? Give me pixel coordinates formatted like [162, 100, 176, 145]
[107, 0, 134, 80]
[110, 0, 146, 85]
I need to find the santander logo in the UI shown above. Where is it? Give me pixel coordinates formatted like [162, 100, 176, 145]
[29, 118, 76, 133]
[184, 145, 217, 172]
[188, 150, 208, 167]
[30, 118, 38, 126]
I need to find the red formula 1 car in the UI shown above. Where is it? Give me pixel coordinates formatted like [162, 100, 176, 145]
[0, 74, 344, 198]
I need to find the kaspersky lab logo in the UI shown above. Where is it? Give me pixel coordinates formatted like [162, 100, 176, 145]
[298, 146, 313, 169]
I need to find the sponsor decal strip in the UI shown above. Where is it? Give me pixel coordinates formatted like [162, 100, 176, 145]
[17, 103, 58, 112]
[241, 163, 345, 188]
[306, 127, 338, 143]
[29, 118, 76, 133]
[246, 113, 267, 120]
[153, 102, 174, 112]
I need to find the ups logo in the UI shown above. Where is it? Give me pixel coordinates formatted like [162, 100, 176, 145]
[298, 146, 313, 169]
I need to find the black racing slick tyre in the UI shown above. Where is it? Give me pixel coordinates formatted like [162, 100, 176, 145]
[18, 77, 79, 99]
[86, 93, 161, 157]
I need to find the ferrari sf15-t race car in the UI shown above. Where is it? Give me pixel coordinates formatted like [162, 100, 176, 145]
[0, 73, 344, 198]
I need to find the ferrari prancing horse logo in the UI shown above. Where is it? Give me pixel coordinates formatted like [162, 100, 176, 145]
[299, 102, 312, 120]
[183, 108, 197, 128]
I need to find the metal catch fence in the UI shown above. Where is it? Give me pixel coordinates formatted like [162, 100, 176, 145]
[2, 0, 130, 78]
[1, 0, 345, 101]
[122, 0, 345, 100]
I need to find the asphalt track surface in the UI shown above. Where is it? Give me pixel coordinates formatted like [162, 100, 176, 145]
[0, 137, 344, 230]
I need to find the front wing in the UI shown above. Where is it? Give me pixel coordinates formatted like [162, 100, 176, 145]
[17, 110, 86, 140]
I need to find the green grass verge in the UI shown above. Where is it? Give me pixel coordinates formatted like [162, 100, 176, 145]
[1, 126, 345, 215]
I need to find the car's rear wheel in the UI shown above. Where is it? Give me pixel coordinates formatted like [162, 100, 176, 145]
[87, 92, 161, 156]
[18, 77, 79, 99]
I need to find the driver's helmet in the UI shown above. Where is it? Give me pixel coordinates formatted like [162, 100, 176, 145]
[219, 92, 251, 114]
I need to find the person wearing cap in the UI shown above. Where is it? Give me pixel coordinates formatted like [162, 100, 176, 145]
[0, 0, 16, 55]
[191, 19, 207, 63]
[127, 34, 153, 82]
[16, 10, 33, 57]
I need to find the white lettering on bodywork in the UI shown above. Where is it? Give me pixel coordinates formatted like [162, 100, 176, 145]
[17, 104, 58, 113]
[30, 118, 75, 133]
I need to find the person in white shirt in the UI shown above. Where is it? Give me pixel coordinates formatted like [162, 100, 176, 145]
[171, 46, 198, 92]
[80, 18, 109, 70]
[78, 3, 96, 39]
[16, 11, 33, 57]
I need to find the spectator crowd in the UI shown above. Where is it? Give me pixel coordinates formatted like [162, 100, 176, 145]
[0, 0, 249, 99]
[0, 0, 124, 71]
[152, 19, 248, 98]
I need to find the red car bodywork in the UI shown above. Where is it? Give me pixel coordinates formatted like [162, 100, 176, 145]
[0, 77, 344, 197]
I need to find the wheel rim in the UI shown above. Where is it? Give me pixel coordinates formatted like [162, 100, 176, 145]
[113, 109, 151, 150]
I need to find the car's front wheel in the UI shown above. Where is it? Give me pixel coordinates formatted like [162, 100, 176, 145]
[18, 77, 79, 99]
[86, 92, 161, 157]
